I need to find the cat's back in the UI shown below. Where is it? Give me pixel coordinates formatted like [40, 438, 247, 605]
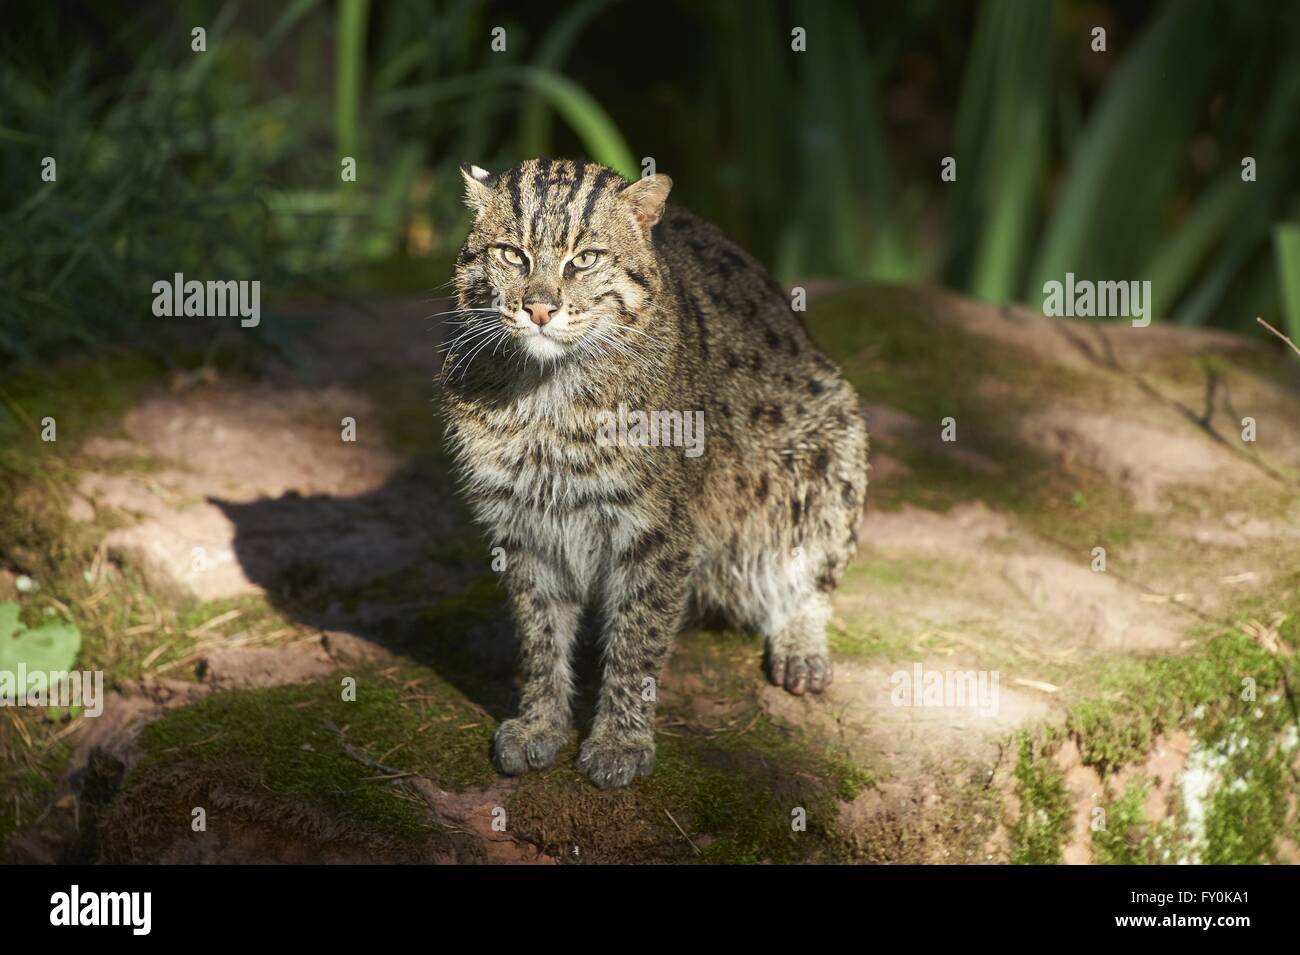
[654, 205, 797, 348]
[652, 204, 861, 444]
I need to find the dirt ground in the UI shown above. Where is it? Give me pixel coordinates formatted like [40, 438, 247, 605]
[2, 283, 1298, 864]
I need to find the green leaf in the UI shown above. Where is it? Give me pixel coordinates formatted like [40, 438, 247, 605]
[0, 602, 82, 679]
[519, 0, 614, 158]
[1274, 223, 1300, 361]
[1028, 0, 1224, 304]
[510, 67, 637, 178]
[335, 0, 369, 160]
[947, 0, 1053, 302]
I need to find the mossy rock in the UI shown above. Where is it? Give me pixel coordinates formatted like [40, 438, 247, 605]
[96, 670, 496, 863]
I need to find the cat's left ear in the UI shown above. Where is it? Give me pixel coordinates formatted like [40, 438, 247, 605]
[459, 162, 496, 215]
[620, 174, 673, 231]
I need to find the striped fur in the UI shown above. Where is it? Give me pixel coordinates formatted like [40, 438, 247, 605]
[443, 159, 868, 788]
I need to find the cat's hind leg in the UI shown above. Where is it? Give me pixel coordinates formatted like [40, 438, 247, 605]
[764, 588, 833, 695]
[722, 546, 835, 696]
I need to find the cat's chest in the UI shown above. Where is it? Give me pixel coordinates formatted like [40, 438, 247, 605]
[449, 395, 649, 553]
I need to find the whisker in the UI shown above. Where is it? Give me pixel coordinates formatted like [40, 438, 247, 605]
[440, 327, 502, 356]
[448, 327, 505, 380]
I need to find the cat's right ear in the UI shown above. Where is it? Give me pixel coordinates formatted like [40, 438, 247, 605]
[459, 162, 496, 215]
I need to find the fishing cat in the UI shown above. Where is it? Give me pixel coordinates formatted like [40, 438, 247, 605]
[443, 159, 868, 788]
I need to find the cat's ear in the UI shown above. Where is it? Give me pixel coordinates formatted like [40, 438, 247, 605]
[620, 174, 673, 231]
[459, 162, 497, 214]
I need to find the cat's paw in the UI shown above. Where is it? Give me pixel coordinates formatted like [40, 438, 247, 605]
[576, 733, 656, 789]
[770, 653, 833, 695]
[492, 719, 569, 775]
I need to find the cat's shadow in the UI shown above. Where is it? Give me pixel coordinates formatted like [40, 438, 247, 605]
[212, 470, 606, 729]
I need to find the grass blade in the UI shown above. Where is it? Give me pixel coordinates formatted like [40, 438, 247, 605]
[1274, 223, 1300, 360]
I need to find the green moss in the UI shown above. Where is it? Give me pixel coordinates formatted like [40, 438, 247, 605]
[1092, 780, 1160, 864]
[874, 445, 1031, 514]
[839, 553, 952, 589]
[408, 572, 514, 706]
[415, 572, 505, 634]
[1197, 706, 1293, 864]
[0, 353, 165, 475]
[1013, 583, 1300, 865]
[0, 734, 74, 855]
[806, 285, 1106, 520]
[828, 620, 913, 662]
[175, 594, 293, 637]
[286, 557, 499, 625]
[664, 626, 765, 702]
[807, 285, 986, 422]
[262, 561, 512, 704]
[1145, 339, 1300, 399]
[425, 532, 493, 568]
[507, 716, 871, 864]
[1068, 629, 1292, 774]
[656, 721, 871, 863]
[101, 667, 496, 859]
[1009, 733, 1071, 864]
[831, 555, 955, 660]
[0, 343, 272, 482]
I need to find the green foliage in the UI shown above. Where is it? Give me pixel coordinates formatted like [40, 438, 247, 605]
[1091, 781, 1158, 864]
[1275, 222, 1300, 355]
[945, 0, 1053, 300]
[511, 68, 635, 177]
[0, 1, 635, 368]
[0, 28, 332, 365]
[1200, 719, 1291, 864]
[1030, 3, 1220, 300]
[518, 0, 616, 158]
[1067, 629, 1288, 774]
[0, 602, 81, 679]
[1009, 734, 1071, 864]
[335, 0, 368, 161]
[4, 0, 1300, 367]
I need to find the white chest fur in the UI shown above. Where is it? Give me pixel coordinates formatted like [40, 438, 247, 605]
[449, 374, 649, 597]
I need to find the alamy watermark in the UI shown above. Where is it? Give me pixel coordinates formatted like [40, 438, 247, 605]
[0, 666, 104, 717]
[1042, 272, 1151, 327]
[151, 272, 260, 327]
[595, 402, 705, 458]
[50, 885, 151, 935]
[890, 663, 999, 716]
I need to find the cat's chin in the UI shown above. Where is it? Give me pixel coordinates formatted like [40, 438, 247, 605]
[518, 329, 572, 362]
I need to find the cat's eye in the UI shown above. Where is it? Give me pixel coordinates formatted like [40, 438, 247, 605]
[497, 245, 528, 269]
[571, 250, 599, 270]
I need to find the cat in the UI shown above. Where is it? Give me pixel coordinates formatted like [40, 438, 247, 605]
[442, 158, 868, 788]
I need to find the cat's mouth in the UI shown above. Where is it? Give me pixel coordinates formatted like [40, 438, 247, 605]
[505, 307, 584, 359]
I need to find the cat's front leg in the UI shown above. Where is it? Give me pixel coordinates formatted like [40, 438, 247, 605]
[493, 550, 581, 775]
[579, 534, 691, 788]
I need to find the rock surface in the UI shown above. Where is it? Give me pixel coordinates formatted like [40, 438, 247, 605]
[9, 284, 1299, 864]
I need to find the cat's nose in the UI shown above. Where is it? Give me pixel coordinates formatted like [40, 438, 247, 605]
[525, 301, 557, 326]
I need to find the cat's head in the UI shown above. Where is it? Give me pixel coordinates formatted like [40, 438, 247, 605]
[453, 158, 671, 364]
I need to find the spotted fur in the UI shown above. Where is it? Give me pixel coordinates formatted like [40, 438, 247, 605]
[442, 159, 868, 788]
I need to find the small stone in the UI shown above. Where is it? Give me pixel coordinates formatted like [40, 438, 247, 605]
[66, 494, 95, 523]
[196, 646, 335, 689]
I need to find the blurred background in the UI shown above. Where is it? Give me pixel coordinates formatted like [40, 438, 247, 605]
[3, 0, 1300, 371]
